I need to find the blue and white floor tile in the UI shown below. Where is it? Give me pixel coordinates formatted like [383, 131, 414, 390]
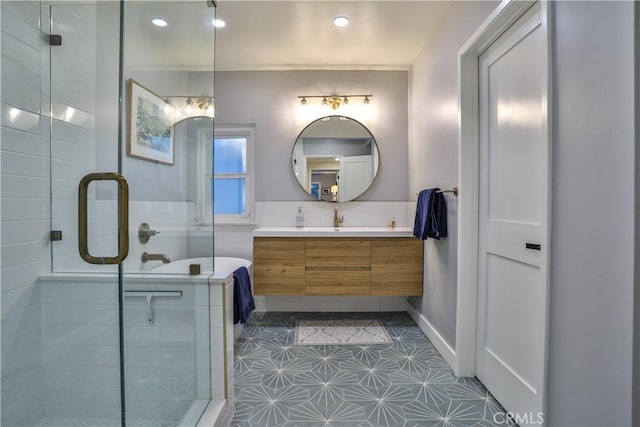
[229, 312, 514, 427]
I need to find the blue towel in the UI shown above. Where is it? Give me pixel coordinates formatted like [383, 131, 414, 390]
[413, 188, 448, 240]
[233, 266, 255, 324]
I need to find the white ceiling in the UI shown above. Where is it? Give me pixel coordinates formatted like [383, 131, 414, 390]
[125, 1, 453, 71]
[215, 1, 452, 71]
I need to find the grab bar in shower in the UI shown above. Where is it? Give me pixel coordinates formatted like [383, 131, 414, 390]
[124, 291, 182, 325]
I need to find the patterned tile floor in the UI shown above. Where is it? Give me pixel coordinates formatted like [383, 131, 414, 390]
[229, 312, 513, 427]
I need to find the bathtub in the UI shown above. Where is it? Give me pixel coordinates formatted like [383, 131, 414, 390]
[150, 256, 251, 276]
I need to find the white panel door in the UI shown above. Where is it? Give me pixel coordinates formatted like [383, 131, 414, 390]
[339, 155, 373, 201]
[477, 3, 549, 424]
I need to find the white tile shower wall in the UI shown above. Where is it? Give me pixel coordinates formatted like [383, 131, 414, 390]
[124, 201, 192, 272]
[49, 3, 103, 274]
[40, 278, 120, 419]
[1, 2, 49, 425]
[123, 282, 209, 424]
[39, 277, 213, 423]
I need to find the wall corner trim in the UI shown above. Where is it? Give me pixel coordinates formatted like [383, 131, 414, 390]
[405, 300, 457, 373]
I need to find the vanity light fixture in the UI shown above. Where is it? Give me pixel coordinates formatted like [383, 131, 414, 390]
[213, 19, 226, 28]
[163, 96, 215, 122]
[297, 94, 373, 110]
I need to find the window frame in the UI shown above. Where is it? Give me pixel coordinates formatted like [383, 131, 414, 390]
[197, 124, 255, 225]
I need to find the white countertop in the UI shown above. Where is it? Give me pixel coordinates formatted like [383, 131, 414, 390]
[252, 226, 415, 238]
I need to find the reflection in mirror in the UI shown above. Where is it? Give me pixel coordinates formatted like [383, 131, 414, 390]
[292, 116, 379, 202]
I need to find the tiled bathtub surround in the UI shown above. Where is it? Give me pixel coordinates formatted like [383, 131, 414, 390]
[230, 312, 512, 427]
[36, 272, 234, 426]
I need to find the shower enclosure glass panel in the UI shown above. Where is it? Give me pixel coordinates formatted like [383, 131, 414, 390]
[45, 1, 216, 426]
[46, 2, 123, 425]
[121, 2, 215, 426]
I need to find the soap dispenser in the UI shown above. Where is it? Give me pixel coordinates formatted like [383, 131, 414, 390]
[296, 207, 304, 228]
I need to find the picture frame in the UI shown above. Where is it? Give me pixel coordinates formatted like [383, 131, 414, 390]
[128, 79, 174, 165]
[310, 182, 321, 200]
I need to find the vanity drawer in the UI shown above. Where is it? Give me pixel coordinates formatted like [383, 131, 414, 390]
[306, 239, 371, 268]
[253, 238, 305, 295]
[306, 268, 371, 296]
[371, 239, 423, 296]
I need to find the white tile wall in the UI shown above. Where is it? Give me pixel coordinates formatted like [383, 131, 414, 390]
[124, 201, 191, 273]
[38, 276, 217, 424]
[40, 278, 120, 419]
[1, 2, 49, 425]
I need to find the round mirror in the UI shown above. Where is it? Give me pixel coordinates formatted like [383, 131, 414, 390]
[292, 115, 379, 202]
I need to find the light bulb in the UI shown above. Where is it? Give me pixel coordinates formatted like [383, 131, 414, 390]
[152, 18, 168, 27]
[333, 16, 349, 27]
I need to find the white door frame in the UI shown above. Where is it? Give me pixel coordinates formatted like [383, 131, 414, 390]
[455, 0, 553, 395]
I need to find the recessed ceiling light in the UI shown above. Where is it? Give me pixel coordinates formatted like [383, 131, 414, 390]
[333, 16, 349, 27]
[213, 19, 226, 28]
[152, 18, 168, 27]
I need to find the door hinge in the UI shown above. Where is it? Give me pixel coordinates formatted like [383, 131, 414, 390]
[49, 34, 62, 46]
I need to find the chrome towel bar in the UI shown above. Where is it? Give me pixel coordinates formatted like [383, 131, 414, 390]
[416, 187, 458, 197]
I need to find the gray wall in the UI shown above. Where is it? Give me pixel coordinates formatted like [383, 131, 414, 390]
[409, 2, 638, 425]
[214, 70, 409, 202]
[548, 2, 635, 426]
[407, 1, 499, 350]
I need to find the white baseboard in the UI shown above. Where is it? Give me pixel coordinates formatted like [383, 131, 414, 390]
[405, 300, 457, 371]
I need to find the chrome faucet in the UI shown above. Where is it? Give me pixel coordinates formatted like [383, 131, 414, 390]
[333, 205, 344, 228]
[141, 252, 170, 264]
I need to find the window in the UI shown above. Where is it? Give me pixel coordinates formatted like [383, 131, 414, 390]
[200, 125, 255, 224]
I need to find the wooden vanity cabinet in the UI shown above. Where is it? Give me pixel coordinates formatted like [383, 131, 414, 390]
[253, 237, 423, 296]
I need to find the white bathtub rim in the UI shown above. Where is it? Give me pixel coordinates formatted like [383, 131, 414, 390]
[39, 256, 251, 284]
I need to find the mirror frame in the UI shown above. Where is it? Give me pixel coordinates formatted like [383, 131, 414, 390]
[292, 115, 379, 203]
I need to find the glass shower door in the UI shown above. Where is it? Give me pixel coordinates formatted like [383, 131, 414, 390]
[120, 2, 216, 426]
[47, 1, 216, 426]
[47, 2, 124, 425]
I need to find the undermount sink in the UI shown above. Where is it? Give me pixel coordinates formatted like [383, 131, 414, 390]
[252, 226, 414, 238]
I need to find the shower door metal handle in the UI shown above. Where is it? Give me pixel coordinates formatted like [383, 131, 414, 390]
[78, 172, 129, 264]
